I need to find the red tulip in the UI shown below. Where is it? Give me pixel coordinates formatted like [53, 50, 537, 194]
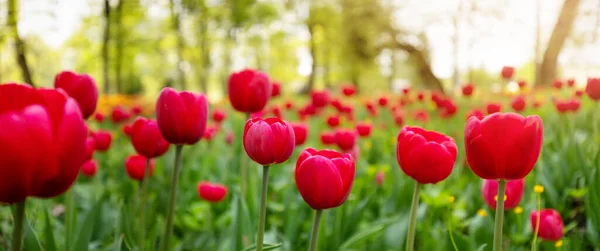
[466, 109, 484, 121]
[326, 114, 340, 128]
[482, 179, 524, 210]
[81, 159, 98, 177]
[518, 80, 527, 89]
[295, 148, 355, 210]
[111, 106, 131, 124]
[586, 78, 600, 100]
[462, 84, 474, 96]
[567, 79, 575, 87]
[91, 130, 112, 152]
[250, 110, 265, 119]
[486, 103, 502, 114]
[554, 100, 570, 114]
[365, 102, 377, 116]
[131, 117, 170, 158]
[85, 137, 95, 160]
[203, 126, 218, 141]
[465, 113, 543, 180]
[292, 123, 308, 146]
[378, 96, 388, 107]
[212, 109, 227, 123]
[243, 117, 295, 166]
[501, 66, 514, 80]
[533, 100, 542, 109]
[331, 99, 343, 112]
[394, 113, 404, 126]
[54, 70, 98, 119]
[335, 129, 357, 151]
[417, 92, 425, 101]
[355, 122, 372, 137]
[271, 82, 281, 97]
[131, 105, 143, 115]
[552, 80, 563, 90]
[530, 209, 564, 241]
[197, 182, 228, 203]
[0, 84, 87, 203]
[122, 123, 133, 137]
[511, 96, 526, 112]
[228, 69, 271, 113]
[439, 99, 458, 118]
[574, 90, 584, 98]
[568, 99, 581, 112]
[396, 126, 457, 184]
[402, 87, 410, 95]
[271, 106, 282, 119]
[342, 85, 356, 96]
[375, 171, 385, 185]
[320, 131, 335, 145]
[156, 87, 209, 145]
[125, 155, 155, 181]
[94, 112, 105, 122]
[225, 131, 234, 145]
[311, 90, 330, 108]
[414, 110, 429, 123]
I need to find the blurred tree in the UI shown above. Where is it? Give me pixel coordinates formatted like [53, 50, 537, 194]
[7, 0, 34, 86]
[102, 0, 111, 94]
[170, 0, 187, 90]
[115, 0, 123, 93]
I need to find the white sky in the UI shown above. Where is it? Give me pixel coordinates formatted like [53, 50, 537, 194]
[16, 0, 600, 79]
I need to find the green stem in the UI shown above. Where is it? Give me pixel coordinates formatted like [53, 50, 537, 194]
[309, 210, 323, 251]
[256, 165, 270, 251]
[139, 157, 151, 251]
[65, 188, 75, 249]
[11, 201, 25, 251]
[594, 102, 598, 144]
[406, 182, 421, 251]
[448, 213, 458, 251]
[531, 193, 542, 251]
[493, 180, 507, 251]
[162, 145, 184, 251]
[241, 113, 250, 197]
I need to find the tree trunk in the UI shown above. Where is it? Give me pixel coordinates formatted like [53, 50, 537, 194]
[102, 0, 111, 95]
[222, 28, 235, 95]
[536, 0, 581, 86]
[198, 14, 210, 93]
[170, 0, 187, 90]
[115, 0, 123, 93]
[323, 44, 332, 89]
[395, 42, 444, 93]
[7, 0, 34, 86]
[301, 24, 317, 94]
[388, 51, 396, 91]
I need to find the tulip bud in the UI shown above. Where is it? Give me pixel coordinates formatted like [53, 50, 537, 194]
[586, 78, 600, 101]
[334, 129, 357, 152]
[228, 69, 271, 113]
[355, 122, 372, 137]
[81, 159, 98, 177]
[212, 109, 227, 123]
[462, 84, 474, 96]
[326, 114, 340, 128]
[91, 130, 112, 152]
[511, 96, 526, 112]
[85, 137, 96, 160]
[243, 117, 295, 166]
[501, 66, 514, 80]
[197, 182, 228, 203]
[342, 85, 356, 96]
[310, 90, 330, 108]
[271, 82, 281, 97]
[130, 117, 170, 158]
[125, 155, 155, 181]
[292, 123, 308, 146]
[482, 179, 524, 210]
[54, 70, 99, 119]
[156, 87, 209, 145]
[320, 131, 335, 145]
[530, 209, 564, 241]
[94, 112, 105, 122]
[486, 103, 502, 114]
[111, 106, 131, 124]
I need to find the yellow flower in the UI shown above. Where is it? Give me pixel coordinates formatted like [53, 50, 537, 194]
[477, 209, 487, 217]
[555, 240, 563, 247]
[494, 195, 507, 201]
[534, 185, 545, 194]
[513, 206, 523, 214]
[448, 196, 455, 204]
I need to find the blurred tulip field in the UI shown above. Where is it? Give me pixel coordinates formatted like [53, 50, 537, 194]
[3, 0, 600, 251]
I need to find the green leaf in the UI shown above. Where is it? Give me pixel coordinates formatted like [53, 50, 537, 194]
[242, 243, 283, 251]
[43, 208, 57, 251]
[476, 244, 488, 251]
[70, 197, 105, 251]
[23, 214, 42, 251]
[341, 216, 401, 249]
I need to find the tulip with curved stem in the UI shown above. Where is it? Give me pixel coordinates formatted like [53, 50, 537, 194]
[406, 182, 421, 251]
[11, 201, 25, 251]
[162, 145, 183, 251]
[493, 180, 507, 251]
[308, 210, 323, 251]
[256, 165, 270, 251]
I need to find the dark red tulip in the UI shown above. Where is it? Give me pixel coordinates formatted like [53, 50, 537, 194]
[466, 109, 484, 121]
[501, 66, 514, 80]
[225, 131, 234, 145]
[131, 117, 170, 158]
[518, 80, 527, 89]
[54, 70, 98, 119]
[122, 123, 133, 137]
[378, 96, 388, 107]
[482, 179, 524, 210]
[271, 82, 281, 97]
[402, 87, 410, 95]
[396, 126, 457, 184]
[530, 209, 564, 241]
[197, 182, 228, 203]
[311, 90, 330, 108]
[81, 159, 98, 178]
[91, 130, 112, 152]
[342, 85, 356, 96]
[355, 122, 372, 137]
[331, 99, 344, 112]
[486, 103, 502, 114]
[552, 80, 563, 90]
[465, 113, 543, 180]
[334, 129, 357, 152]
[94, 112, 105, 122]
[417, 92, 425, 101]
[243, 117, 295, 166]
[574, 90, 584, 98]
[0, 84, 88, 203]
[511, 96, 526, 112]
[284, 101, 294, 110]
[292, 123, 308, 146]
[586, 78, 600, 101]
[156, 87, 209, 145]
[567, 79, 575, 87]
[212, 109, 227, 123]
[439, 99, 458, 118]
[111, 106, 131, 124]
[295, 148, 355, 210]
[131, 105, 143, 115]
[326, 114, 340, 128]
[85, 137, 95, 160]
[365, 102, 377, 116]
[320, 131, 335, 145]
[462, 84, 474, 96]
[228, 69, 271, 113]
[125, 155, 155, 181]
[431, 91, 442, 103]
[203, 126, 218, 141]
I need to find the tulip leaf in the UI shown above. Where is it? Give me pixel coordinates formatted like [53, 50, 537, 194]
[476, 244, 488, 251]
[341, 215, 401, 249]
[70, 196, 105, 251]
[242, 242, 283, 251]
[23, 213, 42, 251]
[43, 208, 57, 251]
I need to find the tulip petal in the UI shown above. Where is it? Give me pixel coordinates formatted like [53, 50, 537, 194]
[295, 156, 344, 210]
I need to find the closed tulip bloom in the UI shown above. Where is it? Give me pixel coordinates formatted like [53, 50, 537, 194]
[156, 87, 209, 145]
[292, 123, 308, 146]
[197, 182, 228, 203]
[81, 159, 98, 177]
[243, 117, 295, 166]
[131, 117, 170, 158]
[122, 123, 133, 137]
[342, 85, 356, 96]
[85, 137, 96, 160]
[327, 114, 340, 128]
[335, 129, 357, 152]
[574, 90, 584, 97]
[394, 113, 404, 126]
[356, 122, 372, 137]
[212, 109, 227, 123]
[414, 110, 429, 123]
[125, 155, 155, 181]
[271, 82, 281, 97]
[518, 80, 527, 89]
[567, 79, 575, 87]
[465, 113, 543, 180]
[482, 179, 524, 210]
[486, 103, 502, 114]
[511, 96, 526, 112]
[378, 96, 388, 107]
[54, 71, 98, 119]
[462, 84, 474, 96]
[228, 69, 271, 113]
[295, 148, 355, 210]
[417, 92, 425, 101]
[111, 106, 131, 123]
[501, 66, 514, 79]
[554, 100, 570, 114]
[569, 99, 581, 112]
[552, 80, 563, 89]
[530, 209, 564, 241]
[203, 126, 217, 141]
[586, 78, 600, 100]
[396, 126, 457, 184]
[0, 84, 87, 203]
[320, 131, 336, 145]
[466, 109, 484, 121]
[402, 87, 410, 95]
[311, 90, 330, 108]
[94, 112, 105, 122]
[131, 105, 143, 115]
[91, 130, 112, 152]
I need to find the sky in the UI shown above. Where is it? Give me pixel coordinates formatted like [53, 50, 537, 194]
[15, 0, 600, 80]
